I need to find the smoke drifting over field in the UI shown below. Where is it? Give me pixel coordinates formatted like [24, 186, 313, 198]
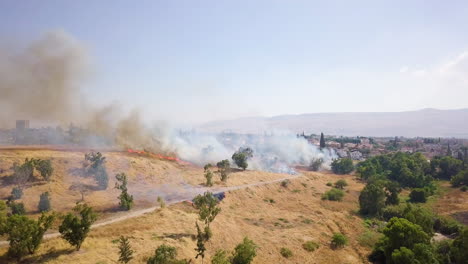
[0, 31, 335, 172]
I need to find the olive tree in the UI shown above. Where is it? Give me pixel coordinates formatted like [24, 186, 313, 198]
[59, 203, 97, 250]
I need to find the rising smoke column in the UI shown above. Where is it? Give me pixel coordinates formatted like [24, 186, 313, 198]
[0, 30, 90, 127]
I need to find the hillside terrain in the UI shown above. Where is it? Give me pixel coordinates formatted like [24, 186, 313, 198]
[1, 147, 467, 263]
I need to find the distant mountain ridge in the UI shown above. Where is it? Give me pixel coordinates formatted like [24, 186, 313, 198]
[199, 108, 468, 138]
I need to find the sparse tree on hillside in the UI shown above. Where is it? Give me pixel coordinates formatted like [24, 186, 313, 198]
[309, 158, 323, 171]
[11, 187, 23, 200]
[59, 203, 97, 251]
[84, 152, 109, 189]
[216, 159, 230, 181]
[195, 222, 207, 263]
[84, 152, 106, 173]
[232, 147, 253, 170]
[38, 191, 51, 212]
[115, 173, 134, 210]
[12, 159, 34, 187]
[9, 201, 26, 215]
[118, 236, 134, 264]
[33, 159, 53, 181]
[3, 212, 54, 261]
[320, 132, 326, 149]
[95, 166, 109, 190]
[193, 192, 220, 245]
[204, 164, 214, 187]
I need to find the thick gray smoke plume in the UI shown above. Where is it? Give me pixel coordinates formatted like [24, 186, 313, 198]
[0, 31, 335, 173]
[0, 31, 90, 127]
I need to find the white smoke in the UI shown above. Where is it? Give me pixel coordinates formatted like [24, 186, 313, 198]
[149, 126, 336, 174]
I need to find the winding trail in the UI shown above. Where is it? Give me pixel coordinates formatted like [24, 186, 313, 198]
[0, 174, 301, 247]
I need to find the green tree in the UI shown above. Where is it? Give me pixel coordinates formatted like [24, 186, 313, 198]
[319, 132, 326, 149]
[431, 156, 463, 180]
[38, 191, 51, 212]
[204, 164, 214, 187]
[216, 160, 230, 182]
[377, 217, 430, 264]
[402, 204, 434, 235]
[334, 179, 348, 189]
[193, 192, 221, 241]
[391, 247, 415, 264]
[384, 181, 401, 205]
[84, 152, 106, 173]
[10, 201, 26, 215]
[33, 159, 54, 181]
[451, 170, 468, 187]
[409, 188, 427, 203]
[84, 152, 108, 189]
[451, 227, 468, 264]
[231, 237, 257, 264]
[359, 183, 386, 216]
[11, 187, 23, 200]
[115, 173, 134, 210]
[232, 147, 253, 170]
[193, 192, 221, 227]
[118, 236, 134, 264]
[4, 212, 54, 261]
[59, 203, 97, 250]
[331, 158, 354, 174]
[12, 159, 34, 187]
[195, 222, 207, 263]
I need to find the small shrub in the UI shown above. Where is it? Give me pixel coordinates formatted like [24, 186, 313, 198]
[322, 188, 344, 201]
[302, 241, 319, 252]
[330, 233, 348, 249]
[334, 179, 348, 189]
[326, 182, 333, 187]
[461, 186, 467, 192]
[11, 187, 23, 200]
[231, 237, 257, 264]
[281, 180, 290, 188]
[409, 188, 427, 203]
[310, 158, 323, 171]
[38, 192, 51, 212]
[280, 247, 293, 258]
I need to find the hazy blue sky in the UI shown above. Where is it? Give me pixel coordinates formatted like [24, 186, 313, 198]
[1, 1, 468, 124]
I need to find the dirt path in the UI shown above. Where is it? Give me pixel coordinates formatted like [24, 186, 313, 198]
[0, 174, 301, 246]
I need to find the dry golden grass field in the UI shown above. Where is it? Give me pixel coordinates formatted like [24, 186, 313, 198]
[4, 146, 466, 263]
